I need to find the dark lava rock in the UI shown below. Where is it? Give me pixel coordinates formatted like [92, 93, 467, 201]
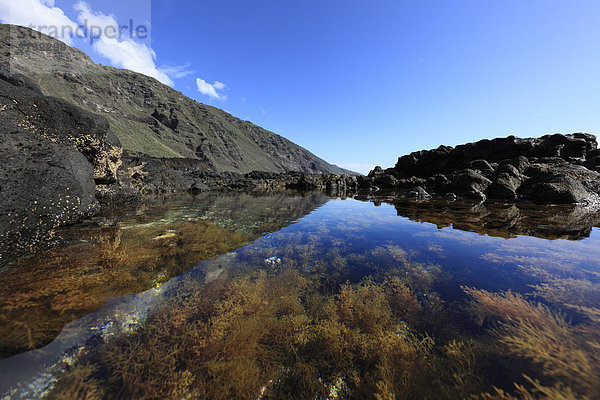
[374, 174, 400, 188]
[426, 174, 451, 193]
[584, 156, 600, 172]
[0, 70, 122, 185]
[406, 186, 431, 200]
[367, 133, 600, 204]
[0, 71, 125, 262]
[449, 170, 492, 201]
[495, 163, 522, 177]
[500, 156, 530, 175]
[118, 155, 363, 196]
[392, 134, 597, 179]
[518, 164, 600, 205]
[0, 72, 42, 94]
[467, 159, 495, 175]
[486, 173, 522, 200]
[0, 132, 98, 261]
[368, 166, 385, 177]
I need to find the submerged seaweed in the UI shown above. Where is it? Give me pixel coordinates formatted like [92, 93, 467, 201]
[2, 196, 600, 399]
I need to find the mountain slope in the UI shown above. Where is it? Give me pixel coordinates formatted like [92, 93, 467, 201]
[0, 25, 351, 174]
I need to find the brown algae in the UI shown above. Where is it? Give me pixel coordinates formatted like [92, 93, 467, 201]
[1, 196, 599, 399]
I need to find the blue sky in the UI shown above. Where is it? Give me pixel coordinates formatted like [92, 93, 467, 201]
[2, 1, 600, 174]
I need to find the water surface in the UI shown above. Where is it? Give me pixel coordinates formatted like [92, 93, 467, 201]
[1, 194, 599, 399]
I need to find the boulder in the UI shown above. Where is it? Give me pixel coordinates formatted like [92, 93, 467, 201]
[426, 174, 451, 193]
[368, 166, 385, 177]
[467, 159, 496, 175]
[584, 156, 600, 172]
[369, 133, 600, 204]
[390, 134, 597, 179]
[495, 163, 521, 177]
[0, 72, 122, 184]
[406, 186, 431, 200]
[0, 72, 123, 261]
[502, 156, 530, 174]
[0, 132, 98, 261]
[486, 173, 522, 200]
[531, 133, 595, 159]
[450, 169, 492, 200]
[374, 174, 400, 188]
[518, 164, 600, 205]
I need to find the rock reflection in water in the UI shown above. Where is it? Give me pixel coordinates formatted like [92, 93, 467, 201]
[370, 197, 600, 240]
[1, 197, 600, 399]
[0, 192, 328, 359]
[38, 199, 600, 400]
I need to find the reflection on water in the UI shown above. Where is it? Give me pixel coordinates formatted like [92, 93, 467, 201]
[1, 196, 600, 399]
[0, 193, 329, 359]
[375, 197, 600, 240]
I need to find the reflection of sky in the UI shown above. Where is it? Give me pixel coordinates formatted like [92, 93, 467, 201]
[4, 196, 600, 398]
[237, 198, 600, 293]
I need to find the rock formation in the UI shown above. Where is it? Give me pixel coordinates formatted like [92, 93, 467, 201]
[0, 70, 125, 261]
[367, 134, 600, 205]
[363, 198, 600, 240]
[0, 24, 351, 175]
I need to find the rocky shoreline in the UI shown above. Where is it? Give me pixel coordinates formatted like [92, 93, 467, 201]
[367, 133, 600, 204]
[3, 68, 600, 263]
[0, 71, 362, 262]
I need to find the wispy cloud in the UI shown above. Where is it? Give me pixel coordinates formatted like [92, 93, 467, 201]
[0, 0, 79, 44]
[0, 0, 191, 87]
[196, 78, 227, 101]
[74, 1, 173, 86]
[160, 63, 194, 79]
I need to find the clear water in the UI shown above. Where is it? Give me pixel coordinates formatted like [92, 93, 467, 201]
[1, 194, 599, 399]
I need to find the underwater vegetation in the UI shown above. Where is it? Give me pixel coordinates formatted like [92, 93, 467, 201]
[465, 288, 600, 400]
[0, 221, 253, 358]
[4, 198, 600, 399]
[46, 237, 600, 400]
[39, 244, 460, 399]
[0, 194, 327, 359]
[48, 268, 459, 400]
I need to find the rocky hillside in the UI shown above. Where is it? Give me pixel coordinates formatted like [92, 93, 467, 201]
[0, 66, 358, 263]
[0, 24, 350, 175]
[367, 133, 600, 205]
[0, 69, 125, 262]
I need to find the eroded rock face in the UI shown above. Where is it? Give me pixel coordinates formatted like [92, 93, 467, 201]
[367, 133, 600, 205]
[0, 70, 122, 184]
[518, 164, 600, 205]
[0, 132, 98, 261]
[0, 72, 123, 261]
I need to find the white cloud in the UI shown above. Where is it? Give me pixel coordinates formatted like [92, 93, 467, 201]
[0, 0, 204, 88]
[0, 0, 79, 44]
[160, 63, 194, 79]
[213, 81, 226, 90]
[196, 78, 227, 101]
[74, 1, 173, 86]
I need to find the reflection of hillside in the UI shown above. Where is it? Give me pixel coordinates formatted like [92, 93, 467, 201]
[374, 198, 600, 240]
[0, 192, 328, 359]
